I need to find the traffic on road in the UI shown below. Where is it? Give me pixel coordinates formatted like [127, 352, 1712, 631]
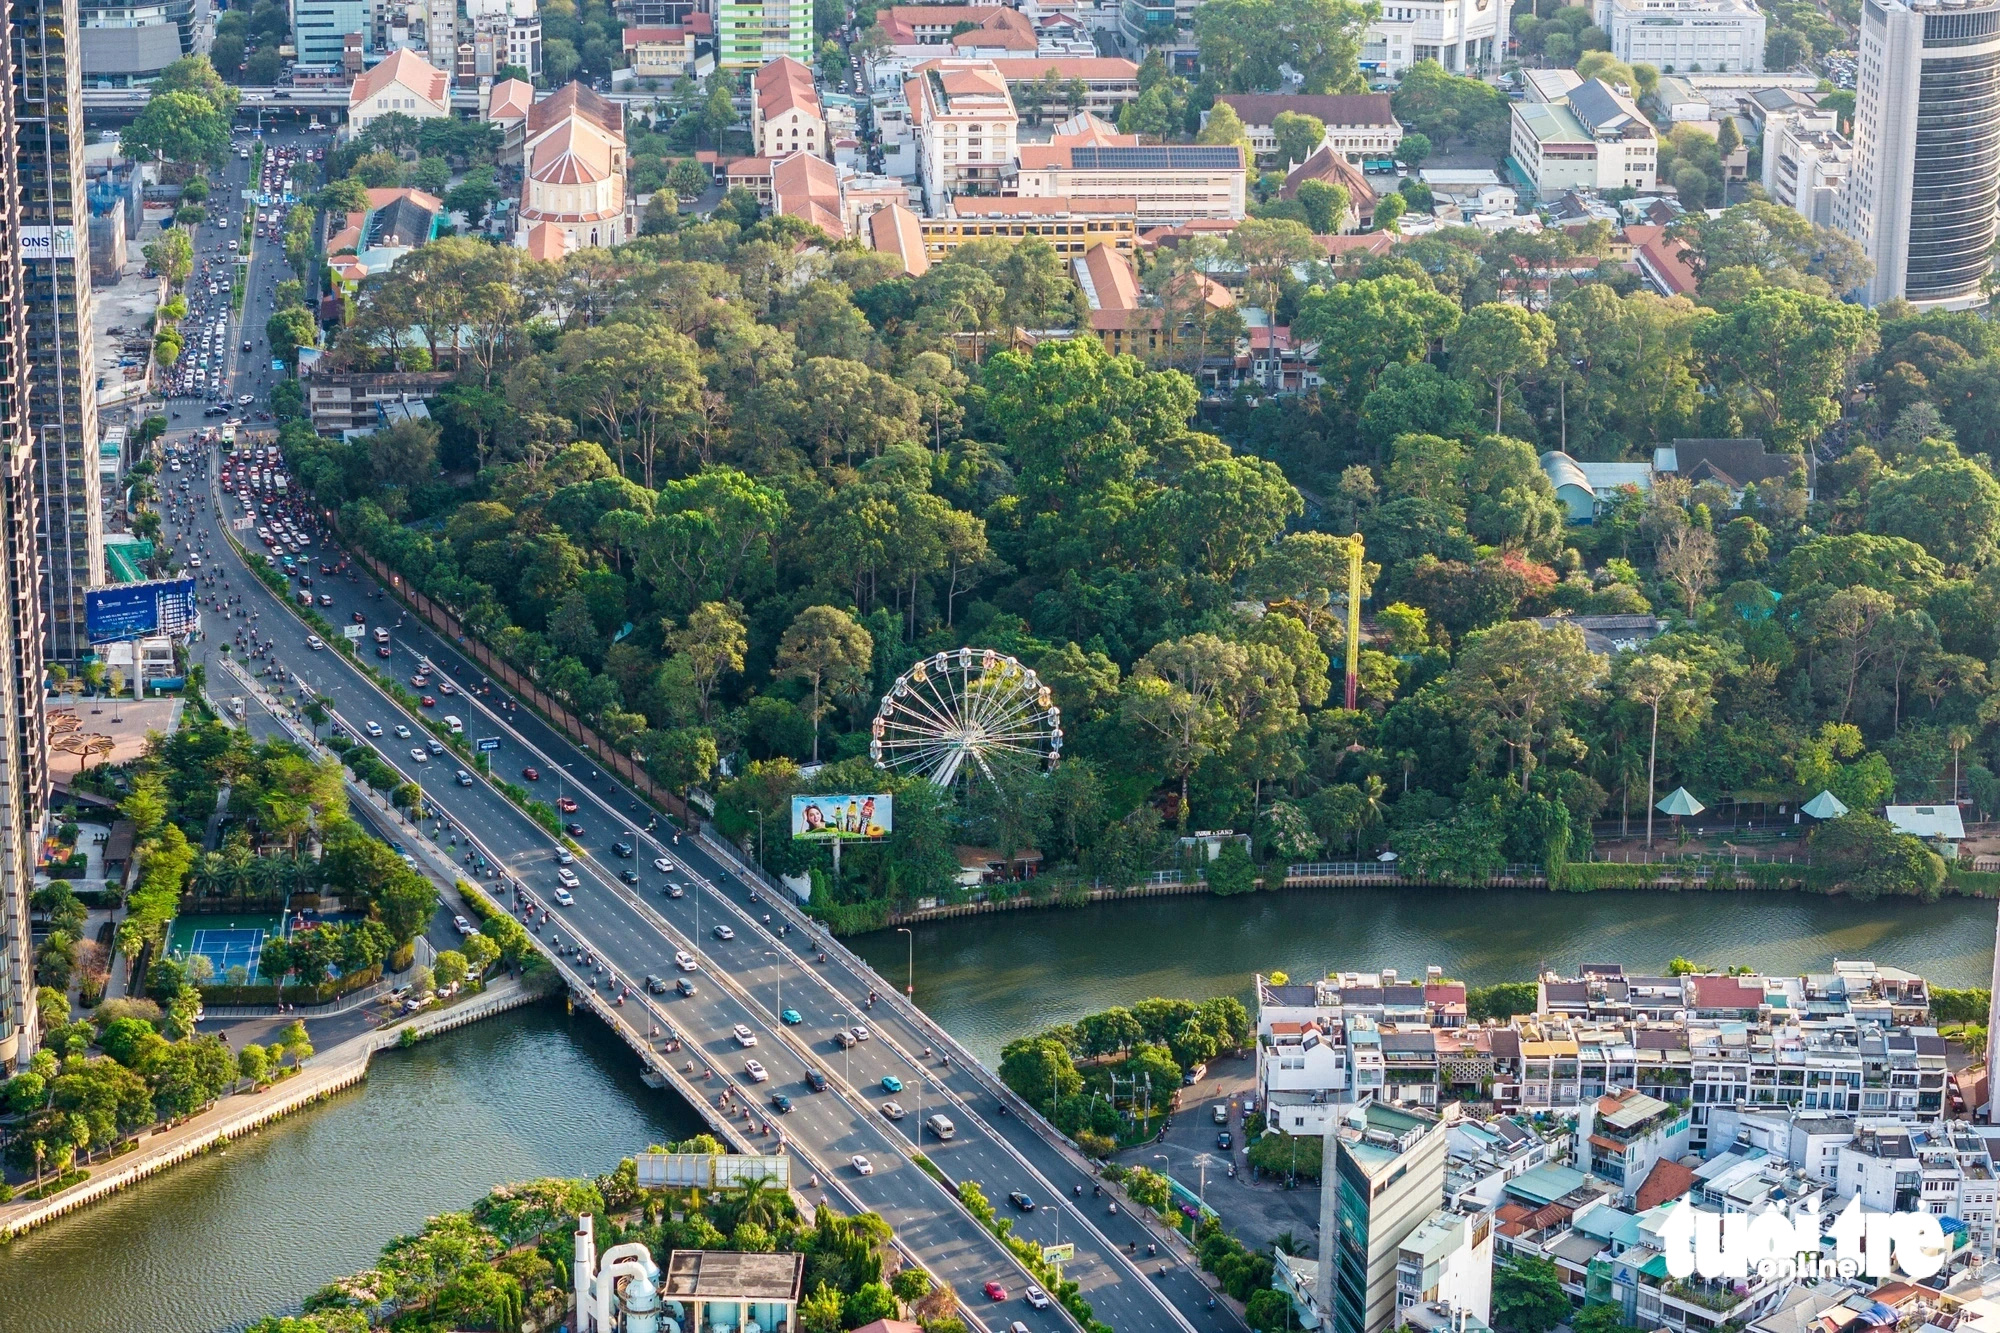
[143, 122, 1233, 1333]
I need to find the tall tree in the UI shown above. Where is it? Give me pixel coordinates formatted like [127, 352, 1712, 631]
[774, 606, 874, 763]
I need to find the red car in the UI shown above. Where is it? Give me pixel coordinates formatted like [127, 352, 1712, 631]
[522, 767, 540, 781]
[351, 611, 365, 623]
[557, 797, 578, 813]
[983, 1283, 1008, 1302]
[377, 645, 392, 658]
[420, 695, 435, 707]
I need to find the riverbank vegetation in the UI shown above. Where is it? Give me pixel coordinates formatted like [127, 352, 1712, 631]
[249, 1158, 963, 1333]
[997, 994, 1252, 1151]
[0, 990, 314, 1197]
[271, 58, 2000, 929]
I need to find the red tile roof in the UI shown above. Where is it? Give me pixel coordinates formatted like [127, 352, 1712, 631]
[1635, 1158, 1698, 1210]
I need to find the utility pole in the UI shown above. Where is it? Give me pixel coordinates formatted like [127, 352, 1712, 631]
[896, 925, 914, 998]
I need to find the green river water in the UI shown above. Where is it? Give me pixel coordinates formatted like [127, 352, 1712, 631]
[2, 887, 1995, 1333]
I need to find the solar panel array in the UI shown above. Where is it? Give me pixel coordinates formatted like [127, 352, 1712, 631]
[1067, 145, 1243, 170]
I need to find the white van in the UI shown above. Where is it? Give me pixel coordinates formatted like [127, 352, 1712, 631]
[926, 1113, 956, 1141]
[442, 714, 464, 735]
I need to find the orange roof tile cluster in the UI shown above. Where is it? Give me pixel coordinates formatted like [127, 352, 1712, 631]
[531, 117, 618, 185]
[755, 55, 821, 120]
[1634, 1158, 1698, 1210]
[868, 203, 929, 276]
[1625, 224, 1699, 297]
[487, 76, 533, 122]
[1076, 241, 1139, 311]
[880, 5, 1037, 48]
[351, 48, 449, 110]
[525, 222, 567, 261]
[528, 80, 622, 140]
[772, 151, 843, 238]
[1281, 144, 1376, 208]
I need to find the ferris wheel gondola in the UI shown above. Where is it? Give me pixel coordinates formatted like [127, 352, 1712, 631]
[870, 647, 1063, 786]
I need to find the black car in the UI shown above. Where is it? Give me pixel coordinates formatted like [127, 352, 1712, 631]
[805, 1069, 828, 1092]
[1217, 1131, 1233, 1150]
[620, 868, 640, 885]
[1007, 1191, 1036, 1212]
[612, 840, 634, 858]
[564, 822, 586, 836]
[644, 974, 667, 993]
[676, 977, 696, 996]
[769, 1093, 793, 1113]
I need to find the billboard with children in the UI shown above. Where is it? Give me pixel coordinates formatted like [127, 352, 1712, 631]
[790, 794, 892, 841]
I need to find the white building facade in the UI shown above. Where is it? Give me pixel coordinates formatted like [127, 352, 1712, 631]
[1594, 0, 1767, 73]
[1835, 0, 2000, 306]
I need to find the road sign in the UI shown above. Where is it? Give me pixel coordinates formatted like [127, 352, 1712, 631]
[1042, 1244, 1074, 1264]
[476, 737, 500, 752]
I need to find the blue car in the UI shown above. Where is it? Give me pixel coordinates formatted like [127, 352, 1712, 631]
[781, 1008, 803, 1025]
[881, 1075, 904, 1093]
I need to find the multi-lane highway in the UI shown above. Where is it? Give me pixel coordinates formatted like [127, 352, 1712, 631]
[150, 125, 1238, 1333]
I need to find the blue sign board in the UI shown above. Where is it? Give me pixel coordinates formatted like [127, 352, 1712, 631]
[476, 737, 501, 752]
[85, 577, 199, 643]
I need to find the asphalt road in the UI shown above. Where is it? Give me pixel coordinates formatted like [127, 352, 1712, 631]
[150, 124, 1234, 1333]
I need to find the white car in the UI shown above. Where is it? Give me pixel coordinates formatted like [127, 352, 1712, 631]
[851, 1155, 874, 1176]
[744, 1059, 768, 1082]
[452, 915, 473, 935]
[674, 950, 698, 972]
[410, 747, 429, 762]
[653, 856, 673, 872]
[557, 849, 575, 866]
[851, 1024, 871, 1042]
[557, 868, 580, 888]
[1025, 1287, 1051, 1311]
[439, 681, 456, 694]
[732, 1024, 757, 1047]
[188, 556, 201, 568]
[552, 887, 575, 907]
[365, 721, 383, 737]
[880, 1101, 906, 1120]
[394, 724, 411, 739]
[305, 634, 324, 650]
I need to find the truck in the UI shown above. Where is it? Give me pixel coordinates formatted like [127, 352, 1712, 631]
[274, 476, 287, 494]
[296, 588, 313, 608]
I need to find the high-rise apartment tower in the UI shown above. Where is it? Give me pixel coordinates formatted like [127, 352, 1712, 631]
[1837, 0, 2000, 307]
[0, 5, 49, 1074]
[14, 0, 101, 664]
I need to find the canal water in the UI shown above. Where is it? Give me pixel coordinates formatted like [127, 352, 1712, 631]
[0, 1002, 702, 1333]
[847, 886, 2000, 1064]
[3, 888, 1995, 1332]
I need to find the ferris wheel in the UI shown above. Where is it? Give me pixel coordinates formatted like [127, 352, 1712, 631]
[870, 647, 1064, 787]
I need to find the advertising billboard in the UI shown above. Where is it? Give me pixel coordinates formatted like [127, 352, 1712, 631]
[790, 794, 892, 841]
[84, 578, 199, 643]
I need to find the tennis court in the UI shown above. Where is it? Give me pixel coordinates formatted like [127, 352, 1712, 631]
[169, 913, 283, 983]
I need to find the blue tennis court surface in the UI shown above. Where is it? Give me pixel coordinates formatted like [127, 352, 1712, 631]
[187, 926, 269, 981]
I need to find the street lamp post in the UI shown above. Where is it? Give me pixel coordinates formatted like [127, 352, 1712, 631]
[764, 950, 782, 1021]
[833, 1011, 850, 1085]
[895, 926, 914, 999]
[749, 807, 765, 869]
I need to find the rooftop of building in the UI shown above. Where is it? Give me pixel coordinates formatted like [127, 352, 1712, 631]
[663, 1250, 806, 1302]
[351, 48, 448, 107]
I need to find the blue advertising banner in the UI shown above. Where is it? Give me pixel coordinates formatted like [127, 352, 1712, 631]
[85, 578, 199, 643]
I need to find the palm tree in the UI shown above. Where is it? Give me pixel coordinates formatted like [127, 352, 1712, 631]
[729, 1176, 788, 1231]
